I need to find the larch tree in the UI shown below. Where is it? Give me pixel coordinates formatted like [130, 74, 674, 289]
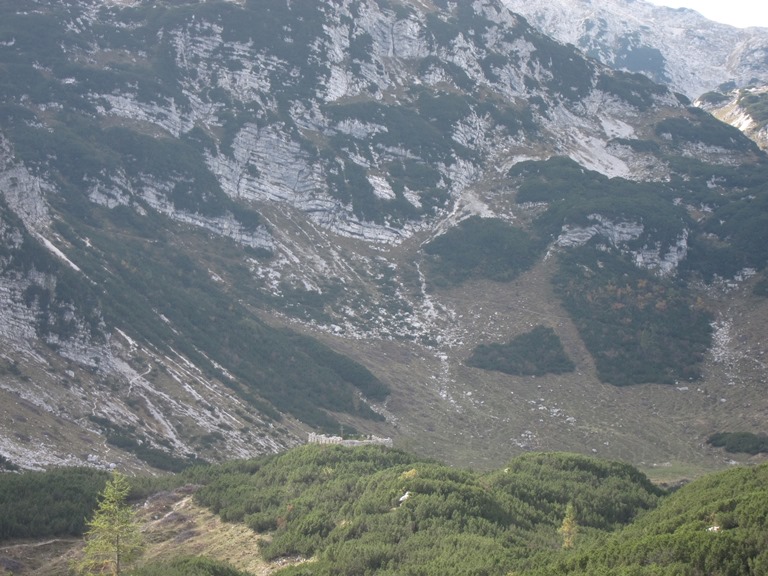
[558, 501, 578, 550]
[74, 470, 144, 575]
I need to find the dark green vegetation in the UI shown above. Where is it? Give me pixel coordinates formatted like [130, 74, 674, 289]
[505, 154, 768, 385]
[466, 326, 575, 376]
[67, 208, 389, 433]
[0, 468, 109, 540]
[686, 186, 768, 279]
[0, 454, 18, 472]
[88, 416, 205, 472]
[525, 462, 768, 575]
[510, 156, 688, 248]
[0, 465, 186, 544]
[656, 108, 758, 153]
[424, 216, 543, 286]
[324, 98, 461, 221]
[596, 70, 668, 110]
[0, 198, 104, 343]
[698, 91, 730, 105]
[5, 446, 768, 576]
[708, 432, 768, 455]
[194, 446, 663, 575]
[134, 557, 252, 576]
[754, 277, 768, 297]
[738, 91, 768, 124]
[554, 246, 711, 385]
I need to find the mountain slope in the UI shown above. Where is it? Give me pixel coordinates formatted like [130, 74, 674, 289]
[0, 0, 767, 474]
[697, 85, 768, 150]
[500, 0, 768, 98]
[4, 447, 768, 576]
[524, 458, 768, 575]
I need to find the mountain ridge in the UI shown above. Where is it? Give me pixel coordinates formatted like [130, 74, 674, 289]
[500, 0, 768, 98]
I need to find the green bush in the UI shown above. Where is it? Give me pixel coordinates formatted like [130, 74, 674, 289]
[677, 200, 768, 281]
[194, 447, 662, 575]
[554, 246, 712, 385]
[89, 415, 204, 472]
[529, 33, 594, 101]
[739, 91, 768, 123]
[698, 91, 729, 105]
[488, 452, 663, 531]
[655, 110, 758, 153]
[525, 463, 768, 575]
[511, 156, 687, 251]
[0, 468, 109, 540]
[134, 556, 252, 576]
[0, 454, 19, 472]
[466, 326, 575, 376]
[754, 277, 768, 297]
[597, 71, 667, 110]
[424, 216, 543, 286]
[708, 432, 768, 455]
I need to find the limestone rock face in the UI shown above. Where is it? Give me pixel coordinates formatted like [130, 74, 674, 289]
[500, 0, 768, 98]
[697, 86, 768, 151]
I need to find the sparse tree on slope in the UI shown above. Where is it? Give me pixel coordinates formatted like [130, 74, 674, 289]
[559, 501, 578, 550]
[74, 471, 144, 575]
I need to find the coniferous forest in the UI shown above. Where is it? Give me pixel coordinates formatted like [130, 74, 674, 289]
[1, 445, 767, 575]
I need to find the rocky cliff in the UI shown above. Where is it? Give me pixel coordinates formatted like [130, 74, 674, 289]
[696, 85, 768, 151]
[500, 0, 768, 99]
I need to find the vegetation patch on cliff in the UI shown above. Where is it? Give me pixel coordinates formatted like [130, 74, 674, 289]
[423, 216, 543, 286]
[466, 326, 575, 376]
[554, 246, 712, 385]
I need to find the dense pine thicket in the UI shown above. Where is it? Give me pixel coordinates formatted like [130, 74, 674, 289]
[505, 154, 768, 387]
[526, 463, 768, 575]
[708, 432, 768, 455]
[738, 91, 768, 123]
[466, 326, 575, 376]
[2, 446, 768, 575]
[194, 446, 663, 575]
[168, 448, 768, 575]
[554, 246, 712, 385]
[0, 468, 109, 539]
[423, 216, 544, 285]
[506, 155, 726, 386]
[0, 466, 183, 542]
[133, 557, 252, 576]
